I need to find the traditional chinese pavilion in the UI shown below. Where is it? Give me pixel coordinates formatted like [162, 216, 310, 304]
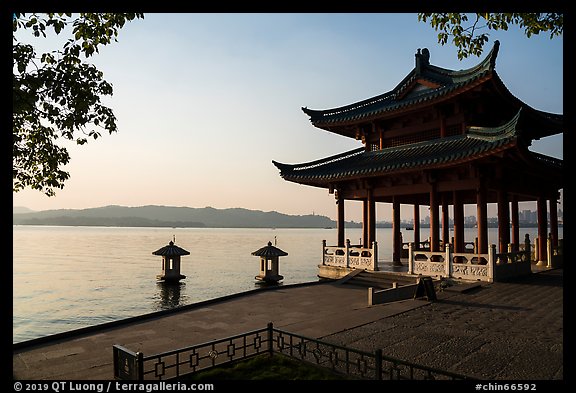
[273, 41, 563, 281]
[251, 240, 288, 284]
[152, 239, 190, 282]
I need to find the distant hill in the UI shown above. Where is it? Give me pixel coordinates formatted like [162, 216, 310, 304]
[13, 206, 36, 214]
[12, 205, 359, 228]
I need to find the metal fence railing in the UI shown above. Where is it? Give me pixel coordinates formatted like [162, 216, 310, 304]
[113, 323, 475, 381]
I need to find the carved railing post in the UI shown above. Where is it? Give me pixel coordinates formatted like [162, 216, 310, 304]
[547, 233, 553, 268]
[345, 239, 350, 268]
[368, 287, 374, 306]
[322, 240, 326, 265]
[372, 241, 378, 271]
[488, 244, 496, 281]
[408, 242, 414, 274]
[524, 234, 531, 262]
[445, 243, 451, 278]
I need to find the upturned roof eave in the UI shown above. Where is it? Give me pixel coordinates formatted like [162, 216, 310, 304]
[309, 74, 492, 130]
[302, 41, 501, 127]
[278, 140, 519, 187]
[487, 72, 564, 139]
[272, 147, 365, 173]
[275, 108, 533, 186]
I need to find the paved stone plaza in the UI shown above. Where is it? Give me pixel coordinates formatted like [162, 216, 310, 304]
[13, 268, 563, 380]
[323, 268, 563, 380]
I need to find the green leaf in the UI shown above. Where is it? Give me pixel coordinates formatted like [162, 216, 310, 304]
[13, 12, 144, 196]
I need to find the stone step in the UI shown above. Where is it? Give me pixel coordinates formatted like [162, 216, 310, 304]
[345, 271, 417, 289]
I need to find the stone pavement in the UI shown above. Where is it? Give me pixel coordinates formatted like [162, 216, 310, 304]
[13, 268, 563, 381]
[12, 281, 428, 380]
[322, 268, 564, 380]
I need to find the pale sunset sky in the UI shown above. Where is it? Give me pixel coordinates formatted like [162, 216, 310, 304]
[13, 13, 563, 222]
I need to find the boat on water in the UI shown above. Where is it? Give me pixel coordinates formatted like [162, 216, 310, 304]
[405, 226, 414, 230]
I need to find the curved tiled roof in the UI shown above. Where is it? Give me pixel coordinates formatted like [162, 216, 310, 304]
[273, 109, 555, 186]
[301, 41, 501, 125]
[274, 136, 512, 184]
[300, 41, 562, 138]
[252, 241, 288, 257]
[152, 241, 190, 257]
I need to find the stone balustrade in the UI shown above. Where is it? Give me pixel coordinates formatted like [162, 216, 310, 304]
[408, 240, 535, 282]
[322, 239, 378, 271]
[321, 234, 560, 282]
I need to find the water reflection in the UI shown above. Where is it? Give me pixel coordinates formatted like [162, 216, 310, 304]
[254, 280, 283, 289]
[16, 226, 557, 343]
[155, 281, 185, 310]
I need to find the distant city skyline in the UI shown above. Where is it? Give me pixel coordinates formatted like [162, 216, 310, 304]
[12, 13, 563, 222]
[411, 209, 563, 226]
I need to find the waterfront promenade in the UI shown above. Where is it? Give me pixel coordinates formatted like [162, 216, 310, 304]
[13, 267, 563, 380]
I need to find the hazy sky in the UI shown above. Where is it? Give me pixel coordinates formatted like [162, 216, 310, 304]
[13, 13, 563, 222]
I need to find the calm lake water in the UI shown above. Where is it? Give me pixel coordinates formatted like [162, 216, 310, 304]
[12, 225, 560, 344]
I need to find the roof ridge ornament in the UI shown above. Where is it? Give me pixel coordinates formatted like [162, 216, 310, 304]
[415, 47, 430, 75]
[489, 40, 500, 70]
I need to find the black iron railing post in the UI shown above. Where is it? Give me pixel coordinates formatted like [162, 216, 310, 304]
[375, 349, 382, 380]
[114, 324, 473, 381]
[136, 352, 144, 381]
[267, 322, 274, 356]
[112, 346, 119, 379]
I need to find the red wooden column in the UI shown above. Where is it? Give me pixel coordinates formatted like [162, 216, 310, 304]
[414, 204, 421, 249]
[430, 187, 440, 252]
[536, 196, 548, 265]
[511, 195, 519, 252]
[362, 199, 369, 247]
[476, 186, 488, 254]
[439, 110, 446, 138]
[441, 193, 450, 248]
[392, 198, 401, 264]
[497, 189, 510, 253]
[453, 191, 464, 253]
[549, 197, 558, 250]
[336, 192, 345, 247]
[367, 189, 376, 247]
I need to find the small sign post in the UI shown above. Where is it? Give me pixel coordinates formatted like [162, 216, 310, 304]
[414, 276, 437, 301]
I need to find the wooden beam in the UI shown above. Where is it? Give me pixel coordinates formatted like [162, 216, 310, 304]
[337, 192, 345, 247]
[511, 195, 519, 252]
[414, 204, 421, 248]
[392, 198, 401, 262]
[477, 185, 488, 254]
[497, 189, 510, 253]
[537, 197, 548, 264]
[362, 199, 369, 247]
[441, 193, 450, 247]
[453, 191, 464, 253]
[550, 198, 558, 250]
[430, 185, 440, 252]
[368, 190, 376, 247]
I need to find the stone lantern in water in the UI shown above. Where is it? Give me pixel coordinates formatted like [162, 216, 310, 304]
[152, 238, 190, 282]
[251, 241, 288, 284]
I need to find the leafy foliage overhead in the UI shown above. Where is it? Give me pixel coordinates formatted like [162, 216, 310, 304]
[417, 13, 563, 60]
[13, 13, 144, 196]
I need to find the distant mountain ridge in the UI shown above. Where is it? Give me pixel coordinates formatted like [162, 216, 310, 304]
[13, 206, 36, 214]
[12, 205, 356, 228]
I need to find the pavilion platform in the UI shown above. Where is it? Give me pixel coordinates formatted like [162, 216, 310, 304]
[13, 265, 562, 381]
